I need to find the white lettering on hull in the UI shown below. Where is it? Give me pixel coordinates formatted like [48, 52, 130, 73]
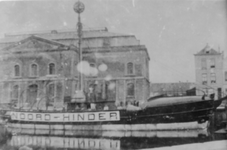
[10, 111, 120, 122]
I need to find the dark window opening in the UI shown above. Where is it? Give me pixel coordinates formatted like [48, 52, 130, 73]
[11, 85, 19, 107]
[202, 73, 207, 85]
[11, 85, 19, 100]
[202, 81, 207, 85]
[127, 62, 133, 75]
[210, 58, 215, 68]
[211, 73, 216, 84]
[127, 83, 135, 97]
[47, 83, 55, 106]
[90, 63, 95, 67]
[31, 64, 38, 77]
[49, 63, 55, 75]
[26, 84, 38, 104]
[14, 65, 20, 77]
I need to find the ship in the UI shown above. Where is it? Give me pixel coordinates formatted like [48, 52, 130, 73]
[1, 1, 227, 131]
[3, 93, 226, 131]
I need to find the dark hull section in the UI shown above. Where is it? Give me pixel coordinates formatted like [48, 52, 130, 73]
[134, 98, 214, 124]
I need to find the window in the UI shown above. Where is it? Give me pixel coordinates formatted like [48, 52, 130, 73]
[14, 65, 20, 77]
[127, 62, 134, 75]
[201, 59, 207, 70]
[11, 85, 19, 107]
[225, 71, 227, 81]
[211, 73, 216, 84]
[31, 64, 38, 77]
[127, 83, 135, 97]
[89, 63, 98, 77]
[47, 83, 55, 105]
[202, 73, 207, 85]
[27, 84, 38, 104]
[49, 63, 55, 75]
[11, 85, 19, 100]
[106, 80, 116, 101]
[210, 58, 215, 68]
[210, 68, 214, 73]
[103, 38, 110, 47]
[90, 63, 95, 67]
[75, 82, 78, 91]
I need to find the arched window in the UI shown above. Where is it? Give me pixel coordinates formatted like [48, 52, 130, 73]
[47, 83, 55, 105]
[27, 84, 38, 104]
[127, 62, 133, 75]
[49, 63, 55, 75]
[12, 85, 19, 100]
[14, 65, 20, 77]
[31, 64, 38, 77]
[127, 83, 135, 97]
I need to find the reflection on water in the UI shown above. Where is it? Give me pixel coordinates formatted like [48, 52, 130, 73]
[10, 135, 120, 150]
[0, 125, 226, 150]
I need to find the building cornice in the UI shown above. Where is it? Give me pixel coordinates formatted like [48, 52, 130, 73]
[0, 48, 76, 55]
[0, 76, 148, 83]
[82, 45, 150, 60]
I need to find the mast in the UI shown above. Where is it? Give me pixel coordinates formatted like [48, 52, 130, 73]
[73, 1, 86, 102]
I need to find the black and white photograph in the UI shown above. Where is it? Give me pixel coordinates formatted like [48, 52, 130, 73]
[0, 0, 226, 150]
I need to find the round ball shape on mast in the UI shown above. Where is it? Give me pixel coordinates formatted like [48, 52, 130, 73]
[72, 1, 86, 103]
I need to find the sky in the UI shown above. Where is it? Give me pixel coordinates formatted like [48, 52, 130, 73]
[0, 0, 226, 83]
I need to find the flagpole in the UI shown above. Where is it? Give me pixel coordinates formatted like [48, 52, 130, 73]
[73, 1, 86, 102]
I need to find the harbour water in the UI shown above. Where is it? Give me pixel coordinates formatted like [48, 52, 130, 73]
[0, 123, 226, 150]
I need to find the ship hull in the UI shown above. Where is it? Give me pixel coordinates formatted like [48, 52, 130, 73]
[5, 98, 217, 130]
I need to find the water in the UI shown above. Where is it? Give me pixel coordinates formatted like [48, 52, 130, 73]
[0, 124, 226, 150]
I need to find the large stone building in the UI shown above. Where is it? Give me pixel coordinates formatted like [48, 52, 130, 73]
[194, 44, 224, 97]
[0, 28, 150, 110]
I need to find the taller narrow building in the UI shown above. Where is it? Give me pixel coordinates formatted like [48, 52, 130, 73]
[194, 44, 224, 96]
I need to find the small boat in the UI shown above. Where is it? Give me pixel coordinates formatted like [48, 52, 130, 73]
[3, 93, 226, 131]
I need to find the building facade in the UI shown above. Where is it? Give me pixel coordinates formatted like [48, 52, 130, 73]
[0, 28, 150, 110]
[194, 44, 224, 96]
[222, 57, 227, 94]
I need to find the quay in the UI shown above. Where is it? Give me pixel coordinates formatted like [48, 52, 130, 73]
[139, 140, 227, 150]
[213, 105, 227, 133]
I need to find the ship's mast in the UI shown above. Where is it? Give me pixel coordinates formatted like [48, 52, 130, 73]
[73, 1, 86, 102]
